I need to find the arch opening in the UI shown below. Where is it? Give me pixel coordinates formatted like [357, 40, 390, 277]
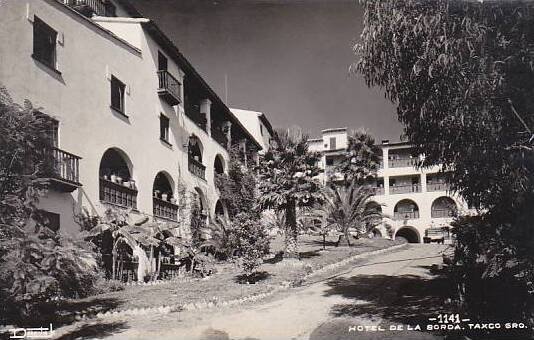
[431, 196, 457, 218]
[99, 148, 137, 208]
[214, 154, 225, 175]
[153, 171, 178, 221]
[395, 227, 420, 243]
[394, 199, 419, 220]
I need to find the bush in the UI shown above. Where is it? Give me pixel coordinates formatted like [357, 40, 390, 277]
[0, 230, 99, 325]
[231, 214, 270, 280]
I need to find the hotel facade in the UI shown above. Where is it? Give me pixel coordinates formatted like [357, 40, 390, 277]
[0, 0, 265, 237]
[308, 128, 470, 243]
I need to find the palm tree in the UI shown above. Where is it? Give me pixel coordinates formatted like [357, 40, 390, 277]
[257, 127, 323, 258]
[319, 180, 384, 246]
[334, 129, 382, 186]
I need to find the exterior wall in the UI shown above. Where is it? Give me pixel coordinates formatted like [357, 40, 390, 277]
[308, 130, 470, 243]
[0, 0, 233, 236]
[230, 108, 272, 151]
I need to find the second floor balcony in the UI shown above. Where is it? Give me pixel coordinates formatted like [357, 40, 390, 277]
[153, 197, 179, 221]
[44, 147, 82, 192]
[157, 70, 182, 106]
[427, 181, 450, 192]
[188, 156, 206, 180]
[211, 127, 228, 149]
[389, 157, 418, 168]
[63, 0, 116, 17]
[99, 178, 138, 209]
[389, 184, 421, 194]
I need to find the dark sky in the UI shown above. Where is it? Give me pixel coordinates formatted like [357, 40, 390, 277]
[132, 0, 403, 141]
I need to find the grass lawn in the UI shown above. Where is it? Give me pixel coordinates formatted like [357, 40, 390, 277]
[52, 235, 404, 326]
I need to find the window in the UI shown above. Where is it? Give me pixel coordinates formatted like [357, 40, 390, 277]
[260, 124, 264, 136]
[329, 137, 336, 150]
[160, 114, 170, 143]
[33, 16, 57, 69]
[110, 76, 126, 113]
[326, 157, 334, 166]
[40, 210, 60, 232]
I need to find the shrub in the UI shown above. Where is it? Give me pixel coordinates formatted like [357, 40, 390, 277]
[232, 214, 270, 280]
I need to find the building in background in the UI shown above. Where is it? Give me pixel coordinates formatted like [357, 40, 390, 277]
[231, 108, 274, 152]
[308, 128, 470, 243]
[0, 0, 261, 236]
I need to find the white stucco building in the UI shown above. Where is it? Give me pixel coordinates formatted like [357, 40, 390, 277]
[231, 108, 274, 152]
[0, 0, 262, 236]
[308, 128, 470, 243]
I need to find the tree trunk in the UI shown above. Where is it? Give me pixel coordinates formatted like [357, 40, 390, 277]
[344, 228, 351, 247]
[322, 234, 326, 250]
[284, 201, 299, 259]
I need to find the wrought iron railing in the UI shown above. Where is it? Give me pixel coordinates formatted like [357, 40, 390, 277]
[188, 156, 206, 180]
[157, 70, 181, 103]
[372, 187, 385, 195]
[99, 178, 138, 209]
[389, 184, 421, 194]
[394, 211, 420, 220]
[153, 197, 179, 221]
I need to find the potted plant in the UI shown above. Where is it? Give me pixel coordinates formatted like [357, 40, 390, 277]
[154, 190, 160, 198]
[116, 176, 123, 184]
[111, 174, 117, 183]
[162, 193, 168, 201]
[123, 181, 130, 188]
[130, 179, 136, 190]
[170, 197, 177, 204]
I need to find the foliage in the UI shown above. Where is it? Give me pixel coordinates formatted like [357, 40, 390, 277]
[355, 0, 534, 211]
[355, 0, 534, 331]
[231, 213, 270, 278]
[333, 129, 382, 185]
[202, 215, 240, 260]
[189, 197, 205, 249]
[214, 145, 258, 219]
[0, 87, 100, 325]
[317, 180, 383, 246]
[256, 127, 323, 258]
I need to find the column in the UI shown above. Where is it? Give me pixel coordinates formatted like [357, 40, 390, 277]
[200, 98, 211, 135]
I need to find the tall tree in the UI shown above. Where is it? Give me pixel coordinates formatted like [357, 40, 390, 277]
[257, 127, 323, 258]
[334, 129, 382, 186]
[355, 0, 534, 332]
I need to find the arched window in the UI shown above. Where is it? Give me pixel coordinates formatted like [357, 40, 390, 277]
[215, 200, 225, 218]
[431, 196, 457, 218]
[99, 148, 137, 208]
[188, 135, 206, 179]
[214, 154, 225, 175]
[153, 171, 178, 221]
[393, 199, 419, 220]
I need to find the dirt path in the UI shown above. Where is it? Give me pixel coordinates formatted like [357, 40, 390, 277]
[60, 244, 450, 340]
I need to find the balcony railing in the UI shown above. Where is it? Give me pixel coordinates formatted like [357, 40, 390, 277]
[372, 187, 385, 195]
[153, 197, 179, 221]
[43, 147, 82, 192]
[394, 211, 420, 220]
[99, 178, 138, 209]
[212, 127, 228, 149]
[426, 182, 450, 192]
[431, 209, 455, 218]
[389, 184, 421, 194]
[63, 0, 116, 17]
[389, 157, 417, 168]
[157, 70, 181, 106]
[188, 156, 206, 180]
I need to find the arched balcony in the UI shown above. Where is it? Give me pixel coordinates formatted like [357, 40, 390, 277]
[188, 135, 206, 180]
[99, 148, 137, 209]
[393, 199, 419, 220]
[153, 171, 178, 221]
[214, 154, 225, 175]
[431, 196, 457, 218]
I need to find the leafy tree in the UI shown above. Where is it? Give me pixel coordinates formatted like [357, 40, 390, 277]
[231, 213, 270, 280]
[0, 87, 99, 324]
[215, 145, 258, 219]
[333, 130, 382, 185]
[355, 0, 534, 332]
[318, 180, 383, 246]
[257, 127, 323, 258]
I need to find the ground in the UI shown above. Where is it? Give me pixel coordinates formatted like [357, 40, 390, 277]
[51, 243, 455, 340]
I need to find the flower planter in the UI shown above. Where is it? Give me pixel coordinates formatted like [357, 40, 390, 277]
[161, 194, 168, 201]
[111, 174, 117, 183]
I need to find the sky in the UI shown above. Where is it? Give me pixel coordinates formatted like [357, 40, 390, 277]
[132, 0, 403, 141]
